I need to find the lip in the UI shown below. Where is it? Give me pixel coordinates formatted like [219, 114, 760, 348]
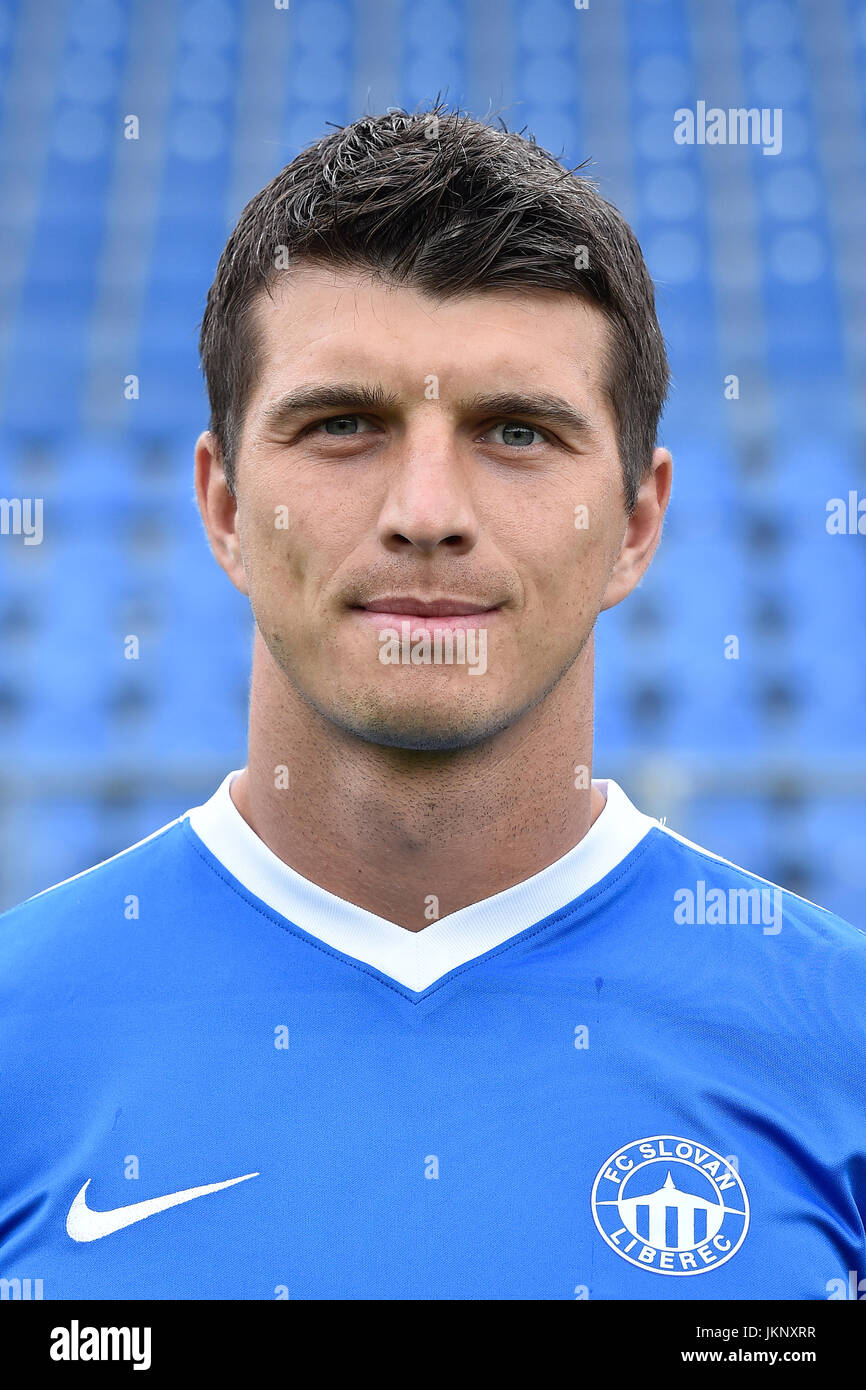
[351, 597, 501, 629]
[357, 597, 499, 617]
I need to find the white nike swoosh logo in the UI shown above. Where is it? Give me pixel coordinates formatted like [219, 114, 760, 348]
[66, 1172, 259, 1242]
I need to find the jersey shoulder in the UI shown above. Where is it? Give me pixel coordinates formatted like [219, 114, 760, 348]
[648, 818, 866, 951]
[0, 813, 191, 967]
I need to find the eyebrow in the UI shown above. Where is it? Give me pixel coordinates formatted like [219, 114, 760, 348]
[258, 383, 597, 438]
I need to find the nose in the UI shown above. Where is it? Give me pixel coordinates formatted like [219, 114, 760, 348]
[375, 426, 480, 556]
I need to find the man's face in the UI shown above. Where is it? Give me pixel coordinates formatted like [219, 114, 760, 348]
[208, 262, 651, 752]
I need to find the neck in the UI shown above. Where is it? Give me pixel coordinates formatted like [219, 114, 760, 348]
[230, 632, 605, 932]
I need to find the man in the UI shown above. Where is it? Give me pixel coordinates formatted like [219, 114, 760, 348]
[1, 106, 863, 1301]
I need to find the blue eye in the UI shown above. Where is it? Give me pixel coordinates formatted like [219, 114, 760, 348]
[491, 421, 545, 447]
[321, 415, 374, 435]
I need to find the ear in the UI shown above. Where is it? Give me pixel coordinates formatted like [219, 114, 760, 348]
[194, 430, 249, 597]
[600, 446, 672, 612]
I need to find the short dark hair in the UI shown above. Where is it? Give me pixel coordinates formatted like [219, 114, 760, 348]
[198, 102, 670, 510]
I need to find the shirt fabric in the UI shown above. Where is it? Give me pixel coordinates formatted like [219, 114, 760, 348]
[0, 771, 863, 1300]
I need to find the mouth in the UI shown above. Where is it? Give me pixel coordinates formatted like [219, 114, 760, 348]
[350, 597, 501, 629]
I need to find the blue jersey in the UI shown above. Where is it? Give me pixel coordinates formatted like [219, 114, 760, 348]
[1, 771, 863, 1300]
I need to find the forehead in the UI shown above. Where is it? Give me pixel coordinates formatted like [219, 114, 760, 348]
[246, 261, 613, 412]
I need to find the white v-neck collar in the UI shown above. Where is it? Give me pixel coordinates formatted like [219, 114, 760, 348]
[185, 769, 658, 992]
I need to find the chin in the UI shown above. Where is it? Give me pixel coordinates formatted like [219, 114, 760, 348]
[325, 688, 513, 752]
[350, 723, 493, 752]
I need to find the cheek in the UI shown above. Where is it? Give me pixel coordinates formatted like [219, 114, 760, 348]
[244, 477, 309, 553]
[235, 498, 303, 614]
[531, 497, 616, 590]
[522, 512, 621, 642]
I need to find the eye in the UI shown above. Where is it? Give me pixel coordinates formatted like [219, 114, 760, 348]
[317, 414, 377, 436]
[486, 420, 547, 448]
